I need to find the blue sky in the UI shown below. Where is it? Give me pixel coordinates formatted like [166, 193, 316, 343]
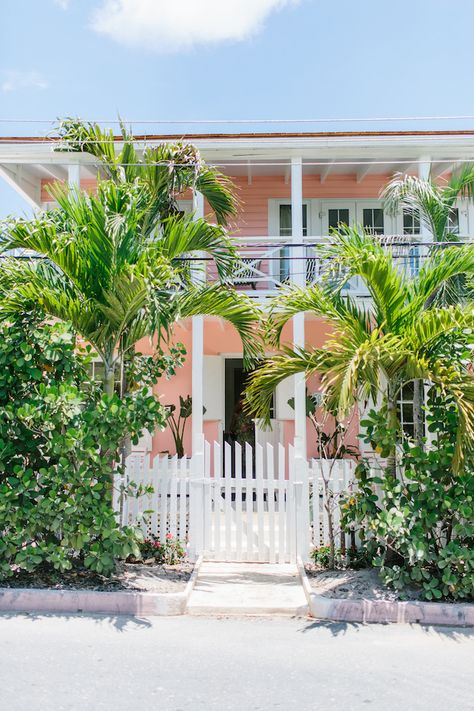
[2, 0, 474, 216]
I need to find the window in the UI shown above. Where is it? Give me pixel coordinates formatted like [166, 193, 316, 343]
[328, 208, 350, 233]
[397, 382, 415, 438]
[403, 209, 421, 236]
[447, 207, 459, 235]
[363, 208, 384, 235]
[88, 360, 123, 396]
[397, 381, 424, 439]
[279, 204, 308, 282]
[279, 204, 308, 237]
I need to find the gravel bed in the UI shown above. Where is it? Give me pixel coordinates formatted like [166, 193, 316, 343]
[305, 566, 423, 602]
[1, 562, 194, 594]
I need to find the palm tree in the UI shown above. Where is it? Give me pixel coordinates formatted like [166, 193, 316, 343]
[0, 179, 260, 397]
[381, 164, 474, 243]
[382, 166, 474, 432]
[245, 227, 474, 471]
[55, 117, 237, 227]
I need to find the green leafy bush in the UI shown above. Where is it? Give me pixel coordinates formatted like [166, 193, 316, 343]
[343, 390, 474, 601]
[310, 545, 370, 570]
[0, 313, 168, 579]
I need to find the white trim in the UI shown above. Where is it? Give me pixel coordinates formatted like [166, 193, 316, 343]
[0, 163, 41, 208]
[291, 157, 306, 451]
[177, 199, 193, 215]
[191, 191, 205, 456]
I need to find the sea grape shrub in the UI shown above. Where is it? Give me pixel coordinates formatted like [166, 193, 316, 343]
[342, 390, 474, 601]
[0, 314, 168, 579]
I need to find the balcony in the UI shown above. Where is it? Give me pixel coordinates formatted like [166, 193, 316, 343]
[205, 235, 466, 297]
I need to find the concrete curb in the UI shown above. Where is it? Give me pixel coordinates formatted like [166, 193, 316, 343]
[0, 556, 203, 617]
[296, 559, 474, 627]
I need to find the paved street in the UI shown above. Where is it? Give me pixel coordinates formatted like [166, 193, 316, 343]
[0, 613, 472, 711]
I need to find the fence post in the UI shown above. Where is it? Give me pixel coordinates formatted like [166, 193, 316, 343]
[189, 478, 205, 561]
[293, 481, 303, 564]
[293, 436, 310, 562]
[189, 434, 206, 561]
[192, 433, 206, 479]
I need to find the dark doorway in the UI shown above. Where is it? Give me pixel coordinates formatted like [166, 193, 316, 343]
[224, 358, 255, 449]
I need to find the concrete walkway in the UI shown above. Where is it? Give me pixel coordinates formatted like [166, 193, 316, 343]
[187, 561, 308, 616]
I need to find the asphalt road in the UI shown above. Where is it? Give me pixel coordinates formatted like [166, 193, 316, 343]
[0, 613, 472, 711]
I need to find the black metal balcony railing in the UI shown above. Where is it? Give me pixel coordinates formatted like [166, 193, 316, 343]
[206, 235, 471, 296]
[3, 236, 471, 298]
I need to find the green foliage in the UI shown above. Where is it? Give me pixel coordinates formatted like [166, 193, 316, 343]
[245, 227, 474, 470]
[55, 117, 238, 226]
[165, 395, 193, 459]
[0, 179, 261, 378]
[342, 388, 474, 601]
[0, 313, 168, 580]
[310, 546, 343, 569]
[138, 534, 186, 565]
[310, 545, 370, 570]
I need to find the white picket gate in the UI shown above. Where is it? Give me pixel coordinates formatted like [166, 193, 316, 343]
[118, 440, 357, 563]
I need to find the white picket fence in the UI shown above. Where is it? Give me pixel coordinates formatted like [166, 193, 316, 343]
[117, 439, 358, 563]
[308, 458, 357, 550]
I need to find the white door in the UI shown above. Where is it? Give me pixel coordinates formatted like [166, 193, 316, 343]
[321, 202, 356, 235]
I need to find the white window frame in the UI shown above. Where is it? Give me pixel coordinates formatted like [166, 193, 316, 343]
[393, 200, 469, 237]
[268, 199, 313, 283]
[268, 198, 313, 237]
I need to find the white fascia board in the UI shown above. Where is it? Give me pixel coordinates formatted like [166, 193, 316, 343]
[2, 135, 474, 174]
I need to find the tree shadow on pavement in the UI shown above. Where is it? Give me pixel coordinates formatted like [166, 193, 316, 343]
[299, 618, 474, 641]
[0, 610, 153, 632]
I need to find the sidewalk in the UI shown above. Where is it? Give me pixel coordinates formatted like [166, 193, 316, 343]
[187, 561, 309, 616]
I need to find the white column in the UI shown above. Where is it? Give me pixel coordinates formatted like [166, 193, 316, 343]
[192, 190, 205, 459]
[68, 163, 81, 189]
[418, 156, 431, 241]
[290, 157, 307, 456]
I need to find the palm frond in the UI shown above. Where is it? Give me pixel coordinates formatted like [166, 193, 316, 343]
[245, 347, 323, 423]
[381, 173, 449, 240]
[175, 284, 262, 366]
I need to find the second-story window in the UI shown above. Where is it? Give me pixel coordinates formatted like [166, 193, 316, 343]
[363, 208, 384, 235]
[447, 208, 460, 235]
[279, 204, 308, 237]
[403, 208, 421, 236]
[328, 208, 350, 232]
[279, 205, 308, 283]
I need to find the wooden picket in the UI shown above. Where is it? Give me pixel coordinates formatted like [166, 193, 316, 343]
[307, 458, 357, 550]
[119, 442, 358, 563]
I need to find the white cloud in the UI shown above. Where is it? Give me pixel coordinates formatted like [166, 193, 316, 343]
[1, 71, 49, 93]
[90, 0, 299, 51]
[54, 0, 70, 8]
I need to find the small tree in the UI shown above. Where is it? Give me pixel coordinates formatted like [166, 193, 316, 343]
[0, 312, 167, 579]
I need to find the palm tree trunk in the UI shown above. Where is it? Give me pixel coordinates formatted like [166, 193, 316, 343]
[386, 390, 398, 478]
[104, 365, 115, 398]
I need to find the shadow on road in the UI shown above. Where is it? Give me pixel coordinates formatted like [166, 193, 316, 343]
[299, 617, 474, 641]
[0, 610, 153, 632]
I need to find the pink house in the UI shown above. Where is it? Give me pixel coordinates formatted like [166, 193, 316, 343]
[2, 129, 474, 463]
